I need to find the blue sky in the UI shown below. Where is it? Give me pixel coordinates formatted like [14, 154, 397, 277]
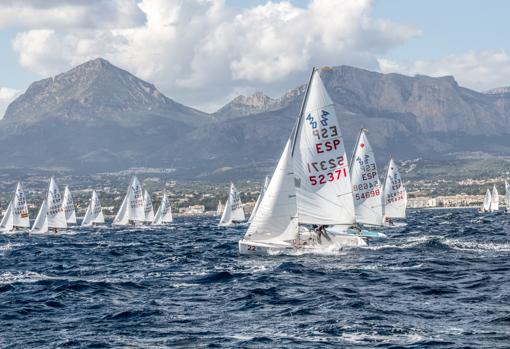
[1, 0, 510, 113]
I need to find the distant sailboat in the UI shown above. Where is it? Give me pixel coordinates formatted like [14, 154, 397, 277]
[0, 182, 30, 232]
[491, 184, 499, 211]
[506, 181, 510, 213]
[62, 186, 77, 224]
[349, 129, 383, 226]
[216, 200, 224, 216]
[248, 176, 270, 224]
[481, 188, 492, 212]
[382, 158, 407, 226]
[240, 68, 367, 254]
[31, 177, 67, 233]
[219, 183, 245, 226]
[81, 190, 105, 227]
[152, 194, 173, 225]
[143, 190, 155, 223]
[113, 176, 145, 226]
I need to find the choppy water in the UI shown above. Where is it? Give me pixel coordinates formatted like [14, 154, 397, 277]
[1, 209, 510, 348]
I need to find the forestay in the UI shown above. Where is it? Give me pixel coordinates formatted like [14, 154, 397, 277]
[350, 129, 383, 226]
[382, 158, 407, 219]
[244, 140, 299, 243]
[292, 69, 355, 225]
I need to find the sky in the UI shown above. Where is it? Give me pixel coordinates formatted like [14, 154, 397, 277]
[1, 0, 510, 116]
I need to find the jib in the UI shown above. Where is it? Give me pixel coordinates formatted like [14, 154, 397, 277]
[315, 139, 341, 153]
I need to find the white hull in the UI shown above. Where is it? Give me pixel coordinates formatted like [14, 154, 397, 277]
[239, 234, 368, 255]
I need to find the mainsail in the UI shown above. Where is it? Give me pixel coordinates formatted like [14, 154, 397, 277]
[153, 194, 173, 225]
[113, 176, 145, 225]
[291, 68, 355, 225]
[244, 140, 298, 242]
[62, 186, 77, 224]
[482, 188, 492, 212]
[382, 158, 407, 219]
[349, 129, 383, 226]
[248, 176, 270, 224]
[143, 190, 155, 223]
[81, 190, 105, 226]
[46, 177, 67, 229]
[219, 183, 245, 226]
[491, 184, 499, 211]
[0, 182, 30, 231]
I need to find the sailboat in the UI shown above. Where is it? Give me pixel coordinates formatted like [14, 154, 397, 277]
[505, 181, 510, 213]
[143, 190, 155, 223]
[219, 183, 246, 226]
[248, 176, 270, 224]
[481, 188, 492, 212]
[382, 158, 407, 226]
[152, 194, 173, 225]
[349, 128, 383, 226]
[62, 186, 77, 225]
[491, 184, 499, 212]
[81, 190, 105, 227]
[0, 182, 30, 232]
[239, 68, 367, 254]
[31, 177, 67, 233]
[216, 200, 224, 216]
[112, 176, 145, 226]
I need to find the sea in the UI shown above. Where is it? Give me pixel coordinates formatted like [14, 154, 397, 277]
[1, 208, 509, 348]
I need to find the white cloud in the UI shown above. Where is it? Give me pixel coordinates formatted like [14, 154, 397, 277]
[9, 0, 420, 111]
[0, 87, 21, 119]
[379, 51, 510, 92]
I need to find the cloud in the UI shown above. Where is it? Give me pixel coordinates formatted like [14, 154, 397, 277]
[0, 87, 21, 119]
[379, 51, 510, 92]
[9, 0, 420, 111]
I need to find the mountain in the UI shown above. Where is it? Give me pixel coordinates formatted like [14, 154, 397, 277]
[0, 58, 211, 172]
[3, 60, 510, 178]
[485, 86, 510, 95]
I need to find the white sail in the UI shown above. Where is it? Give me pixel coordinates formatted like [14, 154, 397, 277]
[47, 178, 67, 229]
[349, 129, 383, 226]
[82, 190, 104, 226]
[113, 192, 129, 225]
[31, 199, 49, 233]
[143, 190, 155, 223]
[482, 188, 492, 212]
[292, 69, 355, 225]
[248, 176, 270, 224]
[506, 181, 510, 213]
[0, 201, 14, 231]
[216, 201, 224, 216]
[244, 140, 299, 242]
[382, 158, 407, 219]
[113, 176, 145, 225]
[13, 182, 30, 228]
[218, 199, 232, 226]
[62, 186, 77, 224]
[491, 184, 499, 211]
[153, 194, 173, 225]
[129, 176, 145, 222]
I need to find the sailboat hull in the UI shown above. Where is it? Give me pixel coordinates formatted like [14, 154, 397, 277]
[239, 234, 368, 255]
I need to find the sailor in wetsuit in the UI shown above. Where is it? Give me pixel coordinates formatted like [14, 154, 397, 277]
[314, 225, 332, 244]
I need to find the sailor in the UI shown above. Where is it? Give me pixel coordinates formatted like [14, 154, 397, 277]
[314, 225, 332, 243]
[385, 217, 394, 226]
